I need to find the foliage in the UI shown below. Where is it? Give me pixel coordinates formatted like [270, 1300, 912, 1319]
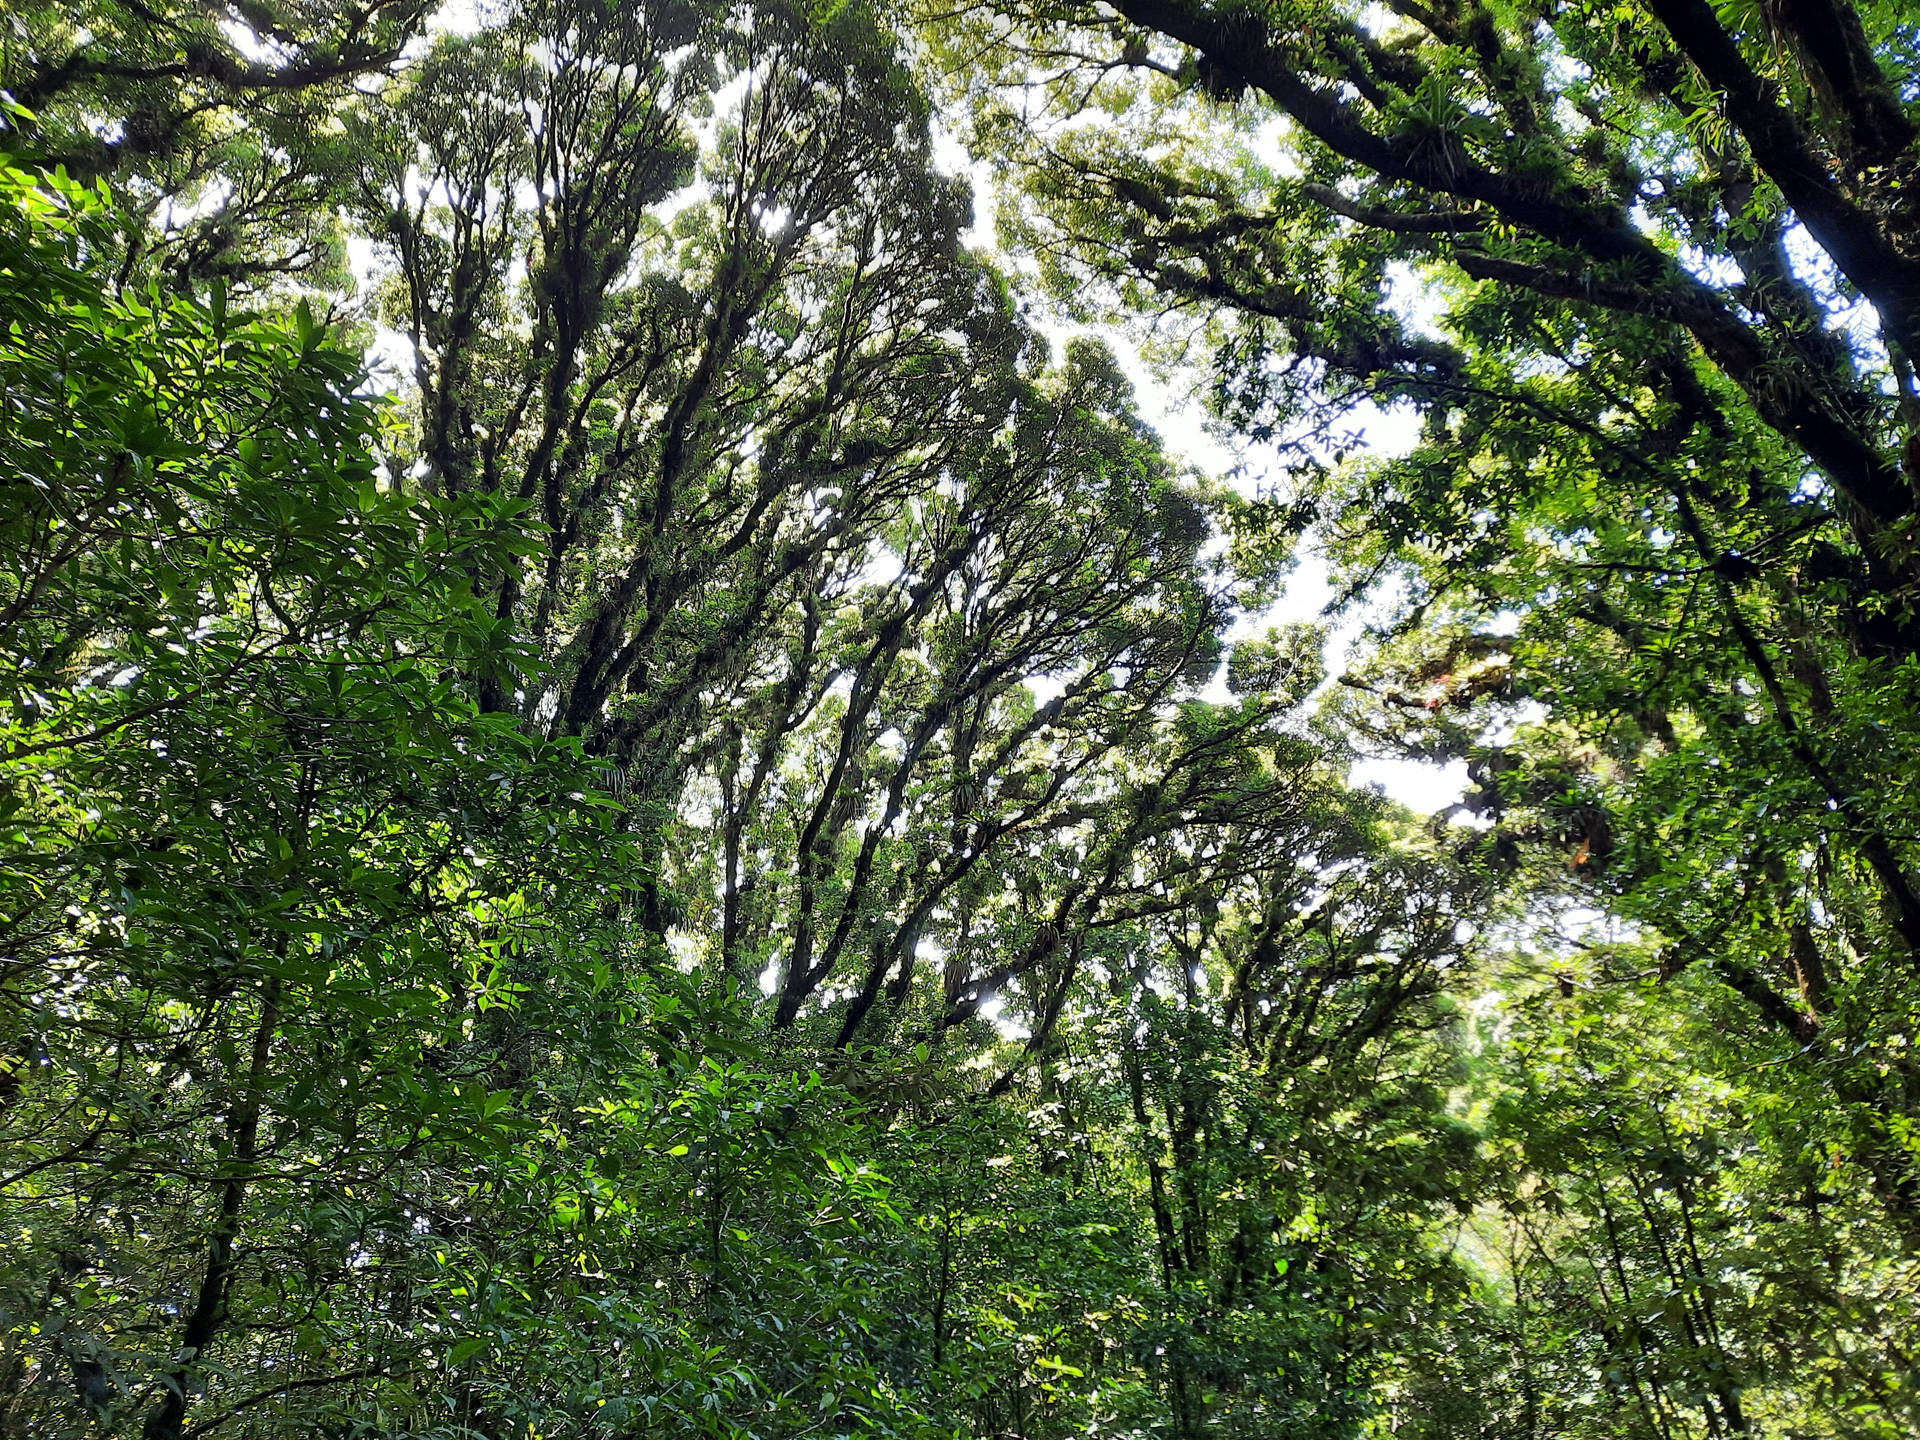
[925, 0, 1920, 1428]
[6, 0, 1920, 1434]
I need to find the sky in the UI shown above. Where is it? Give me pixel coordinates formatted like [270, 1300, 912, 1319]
[932, 132, 1469, 816]
[1125, 352, 1470, 815]
[345, 34, 1469, 816]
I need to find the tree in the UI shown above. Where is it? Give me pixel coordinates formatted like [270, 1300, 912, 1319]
[350, 0, 1313, 1066]
[3, 23, 1465, 1431]
[931, 0, 1920, 986]
[920, 0, 1920, 1428]
[0, 0, 434, 289]
[18, 0, 1920, 1431]
[0, 152, 638, 1437]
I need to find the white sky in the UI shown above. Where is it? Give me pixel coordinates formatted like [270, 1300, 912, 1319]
[346, 55, 1466, 816]
[936, 133, 1465, 814]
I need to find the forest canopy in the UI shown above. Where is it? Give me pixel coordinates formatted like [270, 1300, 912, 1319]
[1, 0, 1918, 1436]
